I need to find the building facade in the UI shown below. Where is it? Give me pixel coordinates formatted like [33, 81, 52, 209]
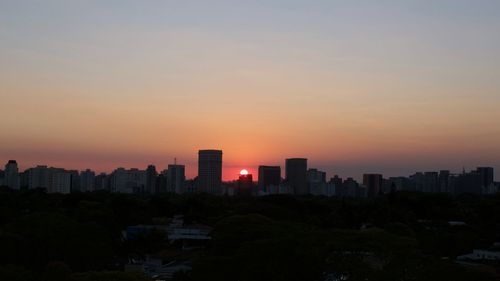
[198, 150, 223, 194]
[285, 158, 308, 195]
[258, 166, 281, 192]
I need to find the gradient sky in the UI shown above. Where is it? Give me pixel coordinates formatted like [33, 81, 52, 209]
[1, 1, 500, 181]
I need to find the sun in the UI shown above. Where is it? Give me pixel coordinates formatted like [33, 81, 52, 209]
[240, 169, 249, 176]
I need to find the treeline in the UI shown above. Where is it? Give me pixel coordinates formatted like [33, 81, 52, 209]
[0, 187, 499, 280]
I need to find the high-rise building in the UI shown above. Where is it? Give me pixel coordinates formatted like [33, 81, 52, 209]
[423, 172, 439, 193]
[476, 167, 494, 189]
[80, 169, 96, 192]
[285, 158, 308, 195]
[410, 172, 425, 192]
[167, 164, 185, 194]
[198, 150, 223, 194]
[146, 165, 158, 194]
[51, 171, 71, 194]
[330, 175, 345, 196]
[68, 170, 80, 192]
[307, 168, 327, 196]
[439, 170, 451, 193]
[94, 173, 110, 191]
[307, 168, 326, 183]
[238, 173, 254, 196]
[455, 171, 482, 195]
[157, 170, 168, 193]
[258, 166, 281, 192]
[28, 166, 51, 190]
[4, 160, 20, 190]
[110, 168, 147, 193]
[363, 174, 383, 197]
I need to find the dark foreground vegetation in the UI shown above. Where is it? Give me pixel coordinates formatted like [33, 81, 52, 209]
[1, 187, 500, 280]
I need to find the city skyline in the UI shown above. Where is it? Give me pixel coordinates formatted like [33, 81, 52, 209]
[1, 151, 498, 183]
[2, 1, 500, 182]
[2, 2, 500, 279]
[1, 151, 500, 182]
[2, 154, 496, 198]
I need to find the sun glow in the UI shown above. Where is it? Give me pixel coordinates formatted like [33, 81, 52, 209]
[240, 169, 249, 176]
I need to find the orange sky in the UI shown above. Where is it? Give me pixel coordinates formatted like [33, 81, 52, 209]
[1, 1, 500, 180]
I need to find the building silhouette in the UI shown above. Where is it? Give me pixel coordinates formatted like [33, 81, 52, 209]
[51, 171, 72, 194]
[423, 172, 439, 193]
[477, 167, 494, 189]
[198, 150, 223, 194]
[167, 164, 185, 194]
[285, 158, 308, 195]
[307, 168, 329, 196]
[80, 169, 95, 192]
[146, 165, 158, 194]
[438, 170, 451, 193]
[27, 165, 51, 190]
[95, 173, 110, 191]
[4, 160, 20, 190]
[111, 168, 147, 193]
[238, 173, 253, 196]
[363, 174, 383, 197]
[258, 166, 281, 192]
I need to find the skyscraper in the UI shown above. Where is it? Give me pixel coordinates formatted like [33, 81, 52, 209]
[146, 165, 158, 194]
[439, 170, 451, 193]
[80, 169, 95, 192]
[238, 173, 253, 196]
[28, 165, 51, 190]
[258, 166, 281, 192]
[476, 167, 494, 189]
[4, 160, 20, 190]
[51, 171, 72, 194]
[198, 150, 223, 194]
[167, 164, 185, 194]
[363, 174, 383, 198]
[110, 168, 147, 193]
[285, 158, 308, 195]
[307, 168, 327, 196]
[423, 172, 439, 193]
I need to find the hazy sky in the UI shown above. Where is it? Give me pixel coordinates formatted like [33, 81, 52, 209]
[1, 0, 500, 180]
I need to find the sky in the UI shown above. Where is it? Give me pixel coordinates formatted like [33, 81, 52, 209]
[1, 0, 500, 181]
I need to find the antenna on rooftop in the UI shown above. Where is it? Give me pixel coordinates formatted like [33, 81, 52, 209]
[174, 157, 177, 165]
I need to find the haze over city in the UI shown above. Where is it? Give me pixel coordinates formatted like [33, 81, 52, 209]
[1, 1, 500, 181]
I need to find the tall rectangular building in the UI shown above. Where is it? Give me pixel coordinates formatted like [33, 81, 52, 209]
[363, 174, 383, 198]
[198, 150, 223, 194]
[285, 158, 308, 195]
[4, 160, 20, 190]
[80, 169, 96, 192]
[146, 165, 158, 194]
[110, 168, 147, 193]
[28, 166, 51, 190]
[238, 173, 254, 196]
[258, 166, 281, 191]
[167, 164, 185, 194]
[476, 167, 494, 188]
[51, 171, 71, 194]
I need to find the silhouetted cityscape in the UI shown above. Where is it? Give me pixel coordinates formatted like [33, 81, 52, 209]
[1, 149, 497, 197]
[2, 1, 500, 280]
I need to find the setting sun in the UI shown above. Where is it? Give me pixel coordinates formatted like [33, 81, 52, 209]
[240, 169, 249, 176]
